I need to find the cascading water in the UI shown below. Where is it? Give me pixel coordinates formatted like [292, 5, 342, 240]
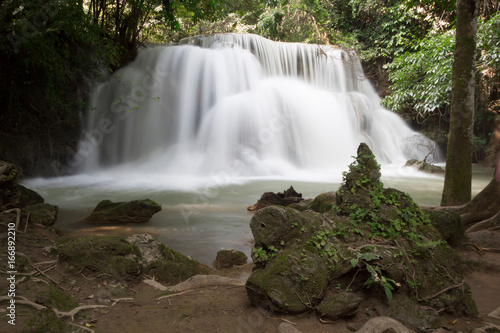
[79, 33, 438, 186]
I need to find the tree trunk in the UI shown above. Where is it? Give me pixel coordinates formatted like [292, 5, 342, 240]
[441, 0, 478, 206]
[458, 178, 500, 228]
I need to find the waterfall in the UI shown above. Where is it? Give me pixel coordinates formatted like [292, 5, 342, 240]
[79, 33, 437, 183]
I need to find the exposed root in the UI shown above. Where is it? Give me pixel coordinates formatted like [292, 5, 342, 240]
[0, 295, 108, 321]
[417, 279, 465, 302]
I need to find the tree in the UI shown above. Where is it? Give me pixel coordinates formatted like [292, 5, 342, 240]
[441, 0, 478, 206]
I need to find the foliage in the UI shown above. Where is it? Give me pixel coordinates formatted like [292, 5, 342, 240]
[382, 12, 500, 123]
[382, 30, 454, 117]
[351, 251, 400, 302]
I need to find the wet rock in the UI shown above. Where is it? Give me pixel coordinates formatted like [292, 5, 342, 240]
[82, 199, 161, 224]
[23, 203, 58, 226]
[247, 186, 303, 212]
[213, 249, 248, 269]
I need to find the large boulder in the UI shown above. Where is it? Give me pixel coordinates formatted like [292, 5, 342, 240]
[23, 203, 59, 226]
[82, 199, 161, 224]
[245, 143, 477, 330]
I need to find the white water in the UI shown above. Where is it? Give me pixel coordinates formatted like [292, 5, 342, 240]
[76, 33, 438, 186]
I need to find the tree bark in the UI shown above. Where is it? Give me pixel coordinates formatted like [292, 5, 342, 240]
[457, 178, 500, 227]
[441, 0, 478, 206]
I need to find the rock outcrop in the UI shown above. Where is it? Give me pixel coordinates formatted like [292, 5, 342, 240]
[245, 143, 477, 331]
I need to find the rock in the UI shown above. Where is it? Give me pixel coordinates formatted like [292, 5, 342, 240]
[213, 249, 248, 269]
[355, 317, 413, 333]
[124, 233, 164, 265]
[308, 191, 336, 213]
[423, 207, 464, 246]
[58, 234, 211, 284]
[278, 322, 303, 333]
[405, 159, 444, 174]
[0, 161, 45, 210]
[246, 248, 329, 313]
[316, 290, 362, 320]
[247, 186, 303, 212]
[23, 203, 58, 226]
[82, 199, 161, 224]
[57, 236, 142, 281]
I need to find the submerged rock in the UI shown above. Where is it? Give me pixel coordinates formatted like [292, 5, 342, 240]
[82, 199, 161, 224]
[245, 143, 477, 330]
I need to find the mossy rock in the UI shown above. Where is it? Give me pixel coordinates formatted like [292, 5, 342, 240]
[315, 290, 362, 320]
[250, 206, 322, 249]
[23, 203, 58, 226]
[246, 247, 329, 313]
[26, 308, 68, 333]
[143, 243, 211, 285]
[82, 199, 161, 224]
[308, 192, 336, 213]
[57, 236, 141, 281]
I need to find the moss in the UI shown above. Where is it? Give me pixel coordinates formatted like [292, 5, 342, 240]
[57, 236, 141, 280]
[26, 308, 68, 333]
[36, 285, 78, 311]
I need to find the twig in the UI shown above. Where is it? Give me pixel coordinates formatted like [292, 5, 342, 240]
[156, 290, 194, 300]
[30, 263, 70, 291]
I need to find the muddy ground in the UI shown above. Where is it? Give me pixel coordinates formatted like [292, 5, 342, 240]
[0, 223, 499, 333]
